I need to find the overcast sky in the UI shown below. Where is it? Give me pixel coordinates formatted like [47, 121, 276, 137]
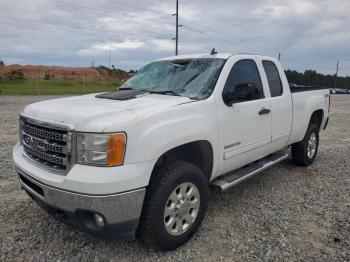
[0, 0, 349, 76]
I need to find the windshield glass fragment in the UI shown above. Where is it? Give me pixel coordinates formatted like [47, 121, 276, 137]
[120, 58, 226, 100]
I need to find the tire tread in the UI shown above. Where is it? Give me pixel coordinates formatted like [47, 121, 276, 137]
[138, 161, 207, 250]
[292, 124, 319, 166]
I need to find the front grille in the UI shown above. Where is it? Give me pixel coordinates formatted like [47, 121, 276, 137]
[22, 122, 68, 142]
[23, 145, 67, 166]
[20, 116, 72, 173]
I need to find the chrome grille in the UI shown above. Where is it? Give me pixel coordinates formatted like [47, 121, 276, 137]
[22, 123, 68, 142]
[23, 145, 67, 166]
[20, 116, 72, 173]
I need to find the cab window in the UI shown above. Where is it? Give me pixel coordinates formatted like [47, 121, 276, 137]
[222, 59, 264, 105]
[262, 60, 283, 97]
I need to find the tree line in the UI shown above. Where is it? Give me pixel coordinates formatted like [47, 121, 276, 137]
[1, 58, 349, 89]
[285, 69, 349, 89]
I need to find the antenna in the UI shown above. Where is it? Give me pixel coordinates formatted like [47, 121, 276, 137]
[210, 48, 218, 55]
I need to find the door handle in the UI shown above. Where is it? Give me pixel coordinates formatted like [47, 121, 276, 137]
[259, 108, 271, 115]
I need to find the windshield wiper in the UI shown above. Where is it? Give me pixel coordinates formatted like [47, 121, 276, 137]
[119, 87, 181, 97]
[142, 90, 181, 96]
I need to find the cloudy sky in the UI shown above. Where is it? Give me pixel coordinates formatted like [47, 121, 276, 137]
[0, 0, 349, 76]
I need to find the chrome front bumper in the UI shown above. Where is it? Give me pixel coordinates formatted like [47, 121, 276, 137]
[17, 167, 146, 239]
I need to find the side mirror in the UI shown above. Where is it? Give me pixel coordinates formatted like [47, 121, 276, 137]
[223, 83, 262, 106]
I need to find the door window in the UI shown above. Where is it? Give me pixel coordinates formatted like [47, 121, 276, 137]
[222, 59, 264, 105]
[262, 60, 283, 97]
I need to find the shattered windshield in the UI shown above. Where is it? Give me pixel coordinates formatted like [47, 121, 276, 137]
[120, 58, 226, 100]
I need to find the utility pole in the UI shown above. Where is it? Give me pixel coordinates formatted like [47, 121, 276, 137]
[172, 0, 182, 56]
[36, 70, 39, 96]
[333, 60, 339, 89]
[278, 52, 281, 61]
[82, 68, 85, 94]
[108, 38, 111, 70]
[108, 38, 111, 91]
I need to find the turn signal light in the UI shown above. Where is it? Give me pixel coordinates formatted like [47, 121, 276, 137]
[107, 133, 126, 166]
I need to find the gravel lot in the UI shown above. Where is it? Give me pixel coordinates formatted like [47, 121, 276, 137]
[0, 95, 349, 261]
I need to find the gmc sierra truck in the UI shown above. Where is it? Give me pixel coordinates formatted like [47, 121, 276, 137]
[13, 53, 330, 250]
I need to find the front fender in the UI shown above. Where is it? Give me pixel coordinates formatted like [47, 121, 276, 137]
[123, 100, 219, 178]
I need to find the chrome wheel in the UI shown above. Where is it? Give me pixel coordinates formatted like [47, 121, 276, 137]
[307, 132, 317, 159]
[163, 182, 200, 236]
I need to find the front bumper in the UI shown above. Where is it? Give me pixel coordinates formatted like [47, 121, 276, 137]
[17, 168, 145, 239]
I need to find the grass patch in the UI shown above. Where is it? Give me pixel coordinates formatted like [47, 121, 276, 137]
[0, 79, 124, 95]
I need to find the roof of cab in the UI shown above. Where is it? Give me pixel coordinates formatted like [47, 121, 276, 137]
[156, 53, 236, 61]
[155, 53, 279, 62]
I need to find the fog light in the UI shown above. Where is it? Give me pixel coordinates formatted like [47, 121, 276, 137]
[93, 213, 105, 228]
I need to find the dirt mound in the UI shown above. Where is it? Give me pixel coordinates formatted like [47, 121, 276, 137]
[0, 64, 130, 80]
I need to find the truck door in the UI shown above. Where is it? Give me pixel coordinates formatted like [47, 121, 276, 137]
[218, 58, 272, 174]
[261, 60, 292, 151]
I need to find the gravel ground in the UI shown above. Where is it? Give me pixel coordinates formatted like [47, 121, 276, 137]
[0, 95, 349, 261]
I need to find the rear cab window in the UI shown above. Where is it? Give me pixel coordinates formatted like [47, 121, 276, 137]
[262, 60, 283, 97]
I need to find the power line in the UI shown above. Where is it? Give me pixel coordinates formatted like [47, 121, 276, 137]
[47, 0, 339, 71]
[0, 17, 109, 40]
[49, 0, 267, 56]
[105, 1, 338, 70]
[2, 1, 344, 73]
[182, 26, 276, 56]
[48, 0, 174, 27]
[101, 0, 171, 16]
[0, 15, 169, 40]
[104, 0, 273, 56]
[183, 24, 332, 70]
[49, 0, 184, 56]
[181, 19, 332, 69]
[171, 8, 337, 70]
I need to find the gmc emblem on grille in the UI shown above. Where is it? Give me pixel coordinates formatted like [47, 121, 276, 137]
[23, 134, 48, 152]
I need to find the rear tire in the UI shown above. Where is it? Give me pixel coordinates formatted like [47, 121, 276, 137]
[138, 161, 208, 250]
[291, 124, 319, 166]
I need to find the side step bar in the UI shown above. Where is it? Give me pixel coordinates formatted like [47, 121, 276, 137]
[212, 151, 288, 192]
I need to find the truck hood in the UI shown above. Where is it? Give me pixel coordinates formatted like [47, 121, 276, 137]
[23, 93, 192, 132]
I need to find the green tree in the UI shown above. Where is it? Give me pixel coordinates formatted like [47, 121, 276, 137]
[285, 69, 349, 89]
[44, 70, 55, 80]
[5, 70, 25, 81]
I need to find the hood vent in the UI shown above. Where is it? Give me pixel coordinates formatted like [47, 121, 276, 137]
[96, 90, 148, 100]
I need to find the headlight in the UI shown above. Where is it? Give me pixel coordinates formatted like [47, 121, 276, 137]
[77, 132, 126, 166]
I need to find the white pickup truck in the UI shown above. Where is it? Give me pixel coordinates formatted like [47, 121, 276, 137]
[13, 53, 330, 250]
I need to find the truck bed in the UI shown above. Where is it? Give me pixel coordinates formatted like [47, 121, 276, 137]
[289, 85, 330, 93]
[288, 88, 330, 145]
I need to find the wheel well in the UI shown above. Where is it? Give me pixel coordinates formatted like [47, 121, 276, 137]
[154, 141, 213, 181]
[309, 110, 324, 130]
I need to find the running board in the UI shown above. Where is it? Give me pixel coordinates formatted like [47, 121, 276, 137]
[212, 151, 288, 192]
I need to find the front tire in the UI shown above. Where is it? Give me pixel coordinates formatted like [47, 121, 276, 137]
[292, 124, 319, 166]
[138, 161, 208, 250]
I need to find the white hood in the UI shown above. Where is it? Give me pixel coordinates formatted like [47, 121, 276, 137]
[23, 93, 192, 132]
